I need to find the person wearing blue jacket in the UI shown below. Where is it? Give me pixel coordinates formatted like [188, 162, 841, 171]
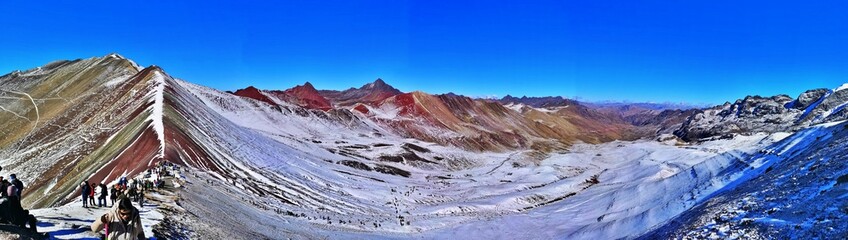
[81, 181, 91, 208]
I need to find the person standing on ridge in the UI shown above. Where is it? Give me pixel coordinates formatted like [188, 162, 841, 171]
[81, 181, 91, 208]
[10, 174, 23, 198]
[98, 183, 108, 207]
[89, 182, 97, 207]
[110, 185, 119, 207]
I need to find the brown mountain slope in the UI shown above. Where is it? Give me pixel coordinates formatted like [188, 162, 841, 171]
[353, 91, 645, 152]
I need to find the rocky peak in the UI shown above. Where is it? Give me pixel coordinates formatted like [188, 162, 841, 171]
[361, 78, 400, 93]
[97, 53, 143, 71]
[233, 86, 277, 106]
[239, 86, 260, 92]
[106, 52, 126, 59]
[320, 78, 402, 106]
[282, 82, 332, 110]
[290, 82, 319, 93]
[366, 78, 386, 87]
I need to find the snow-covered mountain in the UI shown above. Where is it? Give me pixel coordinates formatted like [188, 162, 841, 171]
[2, 54, 848, 239]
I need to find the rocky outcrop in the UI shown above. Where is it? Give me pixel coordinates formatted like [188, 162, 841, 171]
[674, 86, 848, 141]
[499, 95, 578, 108]
[787, 88, 829, 110]
[674, 95, 798, 141]
[797, 87, 848, 124]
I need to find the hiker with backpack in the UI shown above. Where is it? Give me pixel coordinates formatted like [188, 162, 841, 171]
[91, 197, 146, 240]
[9, 174, 23, 198]
[81, 181, 91, 208]
[110, 185, 120, 207]
[128, 185, 138, 202]
[98, 183, 108, 207]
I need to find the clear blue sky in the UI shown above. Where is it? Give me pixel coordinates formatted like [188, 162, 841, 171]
[1, 1, 846, 104]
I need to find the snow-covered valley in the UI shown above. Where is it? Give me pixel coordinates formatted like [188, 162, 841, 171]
[141, 129, 823, 239]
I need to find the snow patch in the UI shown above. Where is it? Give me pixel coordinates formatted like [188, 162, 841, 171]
[816, 119, 847, 128]
[834, 82, 848, 92]
[504, 103, 526, 112]
[372, 102, 402, 119]
[103, 75, 132, 88]
[147, 71, 167, 160]
[822, 102, 848, 120]
[535, 106, 569, 113]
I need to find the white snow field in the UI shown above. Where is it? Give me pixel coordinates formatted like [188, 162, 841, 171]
[165, 132, 797, 239]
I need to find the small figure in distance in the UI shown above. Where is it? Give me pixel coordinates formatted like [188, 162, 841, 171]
[81, 181, 91, 208]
